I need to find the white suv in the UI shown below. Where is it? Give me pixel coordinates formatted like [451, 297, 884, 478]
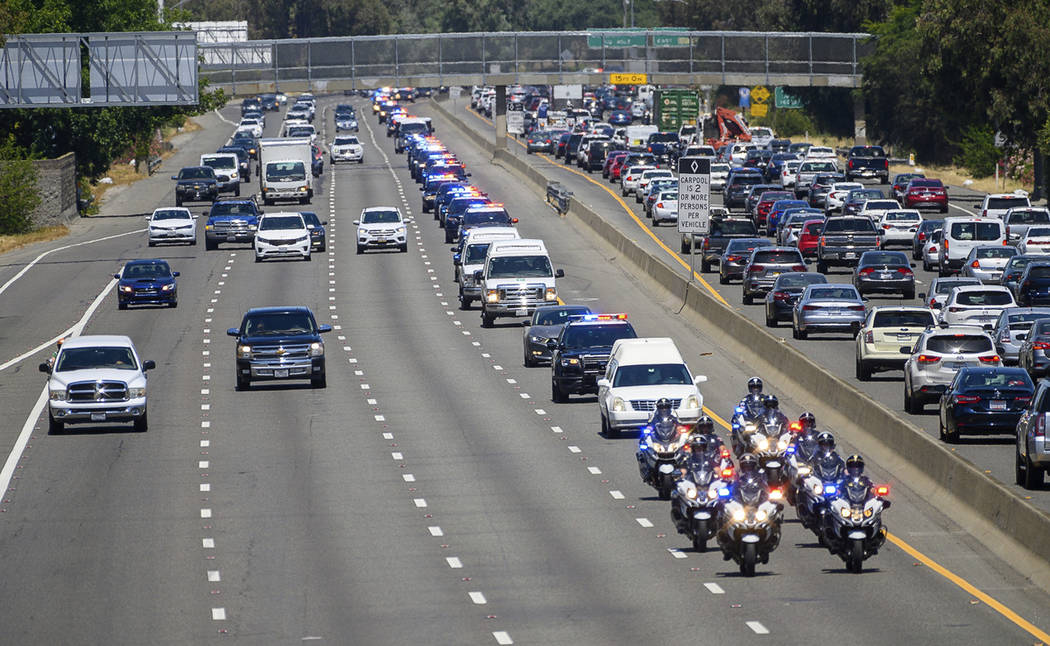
[254, 212, 311, 262]
[356, 206, 409, 253]
[147, 207, 197, 246]
[39, 335, 155, 434]
[937, 284, 1016, 329]
[330, 135, 364, 164]
[903, 327, 999, 413]
[621, 165, 656, 196]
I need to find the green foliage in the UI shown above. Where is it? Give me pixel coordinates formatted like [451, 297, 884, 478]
[0, 137, 41, 235]
[952, 125, 999, 178]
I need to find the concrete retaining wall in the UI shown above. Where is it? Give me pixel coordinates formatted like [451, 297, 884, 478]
[29, 153, 77, 228]
[430, 96, 1050, 581]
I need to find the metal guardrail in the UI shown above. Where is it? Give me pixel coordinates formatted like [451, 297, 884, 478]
[546, 181, 573, 214]
[199, 30, 871, 92]
[147, 155, 163, 175]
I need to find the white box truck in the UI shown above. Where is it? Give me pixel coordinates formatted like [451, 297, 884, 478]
[259, 137, 313, 206]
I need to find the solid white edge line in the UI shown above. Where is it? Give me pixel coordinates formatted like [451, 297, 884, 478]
[0, 229, 145, 298]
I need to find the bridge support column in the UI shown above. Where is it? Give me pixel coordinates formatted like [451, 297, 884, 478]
[853, 92, 867, 145]
[494, 85, 507, 150]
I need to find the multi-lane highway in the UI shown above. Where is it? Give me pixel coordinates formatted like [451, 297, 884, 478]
[0, 95, 1048, 644]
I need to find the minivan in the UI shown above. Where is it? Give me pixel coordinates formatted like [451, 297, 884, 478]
[940, 217, 1007, 276]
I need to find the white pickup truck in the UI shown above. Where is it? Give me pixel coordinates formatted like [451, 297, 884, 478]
[39, 335, 155, 434]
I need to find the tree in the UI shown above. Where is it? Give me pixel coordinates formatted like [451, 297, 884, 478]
[0, 137, 41, 235]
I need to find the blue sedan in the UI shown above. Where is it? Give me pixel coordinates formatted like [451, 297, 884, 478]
[116, 259, 179, 309]
[938, 366, 1033, 443]
[609, 110, 632, 126]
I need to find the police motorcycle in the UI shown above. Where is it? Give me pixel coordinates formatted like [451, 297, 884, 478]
[795, 432, 847, 542]
[670, 425, 735, 552]
[822, 455, 891, 573]
[746, 395, 793, 487]
[784, 412, 820, 506]
[731, 377, 766, 458]
[716, 454, 785, 577]
[636, 399, 691, 500]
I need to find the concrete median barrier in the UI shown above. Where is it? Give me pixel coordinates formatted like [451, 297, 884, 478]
[429, 96, 1050, 583]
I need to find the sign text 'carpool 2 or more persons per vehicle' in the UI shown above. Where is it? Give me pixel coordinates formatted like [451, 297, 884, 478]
[677, 156, 711, 236]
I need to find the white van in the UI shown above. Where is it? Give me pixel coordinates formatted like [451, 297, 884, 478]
[476, 239, 563, 327]
[940, 216, 1007, 276]
[597, 337, 707, 436]
[625, 125, 659, 152]
[200, 153, 241, 195]
[455, 227, 521, 309]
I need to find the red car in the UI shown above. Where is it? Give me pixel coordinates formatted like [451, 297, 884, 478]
[903, 178, 949, 213]
[796, 219, 825, 257]
[754, 190, 794, 232]
[603, 151, 629, 180]
[608, 155, 630, 183]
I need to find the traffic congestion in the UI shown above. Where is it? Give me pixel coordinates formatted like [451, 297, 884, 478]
[2, 84, 1050, 643]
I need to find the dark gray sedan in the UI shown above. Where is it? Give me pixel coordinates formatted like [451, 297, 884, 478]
[1018, 318, 1050, 378]
[717, 238, 769, 285]
[853, 250, 916, 299]
[522, 305, 593, 367]
[764, 272, 828, 327]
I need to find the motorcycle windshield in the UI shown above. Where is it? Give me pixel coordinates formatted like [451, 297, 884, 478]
[736, 479, 766, 506]
[814, 456, 843, 481]
[843, 480, 870, 505]
[652, 420, 679, 443]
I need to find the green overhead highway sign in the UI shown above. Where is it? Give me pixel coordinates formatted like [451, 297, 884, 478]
[587, 29, 692, 49]
[655, 89, 700, 131]
[775, 86, 803, 109]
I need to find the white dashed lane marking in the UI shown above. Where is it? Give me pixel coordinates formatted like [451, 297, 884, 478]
[636, 518, 653, 528]
[746, 621, 770, 635]
[704, 582, 725, 594]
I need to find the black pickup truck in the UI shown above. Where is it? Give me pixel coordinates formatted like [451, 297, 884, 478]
[816, 216, 881, 273]
[845, 145, 890, 184]
[228, 306, 331, 390]
[680, 213, 758, 273]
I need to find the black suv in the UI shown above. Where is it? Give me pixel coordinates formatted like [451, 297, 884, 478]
[227, 306, 331, 390]
[549, 315, 637, 402]
[171, 166, 219, 206]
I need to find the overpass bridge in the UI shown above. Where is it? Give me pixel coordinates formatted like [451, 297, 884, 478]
[198, 30, 872, 96]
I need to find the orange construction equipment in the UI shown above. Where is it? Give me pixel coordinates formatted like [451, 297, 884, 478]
[705, 107, 752, 150]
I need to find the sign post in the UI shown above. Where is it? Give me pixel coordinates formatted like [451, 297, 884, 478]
[677, 156, 711, 283]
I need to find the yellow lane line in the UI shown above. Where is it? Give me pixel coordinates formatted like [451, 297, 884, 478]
[462, 106, 727, 306]
[460, 102, 1050, 646]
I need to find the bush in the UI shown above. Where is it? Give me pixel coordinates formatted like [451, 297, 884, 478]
[953, 124, 999, 178]
[749, 108, 815, 139]
[0, 137, 40, 234]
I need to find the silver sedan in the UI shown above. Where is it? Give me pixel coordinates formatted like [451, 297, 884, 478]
[792, 283, 866, 339]
[961, 245, 1018, 284]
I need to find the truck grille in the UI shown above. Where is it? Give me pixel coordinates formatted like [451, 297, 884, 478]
[631, 398, 682, 412]
[581, 354, 609, 375]
[68, 380, 129, 402]
[251, 343, 311, 361]
[499, 285, 545, 301]
[212, 219, 252, 234]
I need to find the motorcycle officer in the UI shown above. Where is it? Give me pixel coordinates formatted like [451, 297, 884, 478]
[739, 376, 764, 410]
[759, 394, 789, 436]
[692, 415, 732, 470]
[638, 399, 682, 482]
[792, 412, 821, 464]
[842, 454, 873, 494]
[814, 431, 847, 482]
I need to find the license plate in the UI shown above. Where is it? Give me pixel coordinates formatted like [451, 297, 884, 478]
[896, 334, 912, 340]
[166, 231, 179, 237]
[990, 400, 1007, 411]
[274, 369, 289, 378]
[90, 412, 106, 422]
[226, 235, 236, 242]
[515, 308, 528, 316]
[844, 252, 857, 260]
[948, 362, 966, 369]
[376, 239, 388, 244]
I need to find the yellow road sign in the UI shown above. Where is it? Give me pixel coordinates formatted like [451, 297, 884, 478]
[610, 73, 647, 85]
[751, 85, 771, 104]
[750, 103, 769, 117]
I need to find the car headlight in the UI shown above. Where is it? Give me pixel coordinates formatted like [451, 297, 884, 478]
[255, 236, 269, 245]
[49, 388, 66, 401]
[205, 224, 213, 230]
[529, 336, 546, 343]
[396, 225, 406, 233]
[839, 506, 851, 518]
[299, 186, 308, 192]
[682, 394, 699, 410]
[486, 290, 500, 303]
[248, 225, 257, 231]
[128, 386, 146, 398]
[161, 283, 175, 292]
[732, 508, 746, 522]
[611, 396, 627, 412]
[119, 285, 133, 293]
[237, 344, 252, 358]
[297, 235, 310, 243]
[309, 342, 324, 357]
[545, 287, 557, 301]
[755, 509, 768, 522]
[230, 172, 238, 179]
[561, 357, 580, 366]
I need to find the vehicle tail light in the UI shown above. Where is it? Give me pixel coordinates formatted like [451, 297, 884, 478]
[1033, 342, 1050, 350]
[773, 291, 791, 301]
[897, 268, 914, 276]
[726, 255, 742, 262]
[791, 264, 806, 272]
[954, 394, 980, 404]
[803, 305, 819, 311]
[978, 355, 1001, 363]
[849, 305, 865, 311]
[1003, 239, 1009, 246]
[702, 238, 710, 250]
[750, 264, 766, 271]
[1036, 415, 1046, 438]
[982, 210, 988, 217]
[917, 354, 940, 364]
[883, 159, 889, 169]
[948, 306, 963, 312]
[1016, 396, 1032, 403]
[721, 467, 734, 479]
[943, 239, 949, 252]
[819, 236, 826, 246]
[848, 159, 855, 169]
[656, 202, 663, 208]
[858, 267, 875, 275]
[883, 224, 892, 229]
[864, 331, 874, 343]
[929, 298, 937, 308]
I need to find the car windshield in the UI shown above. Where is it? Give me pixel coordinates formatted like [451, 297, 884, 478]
[202, 157, 235, 169]
[873, 310, 934, 327]
[910, 179, 941, 188]
[334, 137, 359, 145]
[464, 243, 493, 264]
[300, 212, 321, 227]
[464, 211, 511, 226]
[865, 201, 899, 210]
[562, 324, 634, 348]
[988, 197, 1029, 210]
[884, 211, 920, 221]
[809, 287, 860, 301]
[55, 346, 138, 372]
[488, 255, 552, 278]
[659, 192, 678, 201]
[152, 210, 189, 221]
[753, 251, 801, 264]
[1028, 228, 1050, 238]
[861, 252, 908, 266]
[851, 147, 886, 157]
[267, 162, 305, 181]
[649, 133, 678, 143]
[288, 127, 313, 137]
[362, 210, 401, 224]
[210, 203, 255, 217]
[955, 291, 1013, 306]
[259, 216, 304, 231]
[776, 273, 827, 288]
[950, 222, 1002, 240]
[961, 370, 1031, 388]
[732, 175, 762, 186]
[760, 192, 792, 202]
[534, 307, 591, 326]
[1007, 312, 1050, 327]
[1009, 210, 1050, 224]
[244, 312, 315, 336]
[401, 123, 427, 134]
[715, 220, 757, 235]
[180, 168, 214, 179]
[613, 363, 692, 387]
[975, 247, 1016, 259]
[824, 219, 876, 233]
[726, 239, 767, 253]
[927, 336, 992, 354]
[1027, 266, 1050, 279]
[123, 262, 172, 278]
[803, 222, 824, 235]
[934, 279, 980, 294]
[801, 161, 837, 172]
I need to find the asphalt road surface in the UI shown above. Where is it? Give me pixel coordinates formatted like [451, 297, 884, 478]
[0, 97, 1046, 644]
